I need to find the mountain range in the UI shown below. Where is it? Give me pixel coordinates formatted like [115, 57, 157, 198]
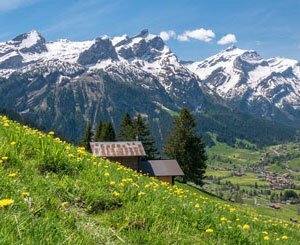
[0, 29, 299, 149]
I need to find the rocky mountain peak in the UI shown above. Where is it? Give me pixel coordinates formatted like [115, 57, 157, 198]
[8, 30, 47, 54]
[135, 29, 149, 38]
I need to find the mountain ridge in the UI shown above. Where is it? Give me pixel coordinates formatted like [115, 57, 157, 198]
[0, 30, 298, 148]
[185, 45, 300, 126]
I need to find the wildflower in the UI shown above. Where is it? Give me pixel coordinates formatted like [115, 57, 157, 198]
[10, 141, 16, 145]
[171, 208, 176, 212]
[138, 191, 145, 196]
[132, 183, 139, 188]
[61, 202, 69, 207]
[263, 236, 270, 241]
[262, 231, 268, 235]
[113, 191, 120, 197]
[0, 160, 3, 164]
[3, 123, 9, 127]
[195, 203, 200, 209]
[242, 224, 250, 230]
[119, 183, 124, 187]
[281, 235, 288, 240]
[109, 181, 115, 186]
[1, 156, 8, 161]
[8, 173, 17, 177]
[104, 172, 110, 177]
[206, 228, 213, 233]
[21, 192, 30, 198]
[48, 131, 55, 135]
[0, 199, 14, 208]
[220, 217, 227, 222]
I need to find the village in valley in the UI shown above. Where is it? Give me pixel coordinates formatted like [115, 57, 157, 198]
[203, 140, 300, 221]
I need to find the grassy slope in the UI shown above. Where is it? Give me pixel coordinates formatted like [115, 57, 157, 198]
[0, 116, 299, 244]
[207, 136, 261, 167]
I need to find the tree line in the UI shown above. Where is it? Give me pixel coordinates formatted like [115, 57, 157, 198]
[80, 108, 207, 185]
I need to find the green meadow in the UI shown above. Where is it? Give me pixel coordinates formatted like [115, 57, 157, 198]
[0, 116, 299, 244]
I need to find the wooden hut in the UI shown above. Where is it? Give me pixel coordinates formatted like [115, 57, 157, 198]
[90, 141, 146, 171]
[140, 160, 184, 185]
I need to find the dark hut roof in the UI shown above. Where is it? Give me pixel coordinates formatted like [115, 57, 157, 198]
[90, 141, 146, 157]
[140, 160, 184, 177]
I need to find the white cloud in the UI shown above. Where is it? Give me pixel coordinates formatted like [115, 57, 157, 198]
[217, 34, 237, 45]
[0, 0, 41, 12]
[159, 30, 176, 41]
[177, 28, 215, 42]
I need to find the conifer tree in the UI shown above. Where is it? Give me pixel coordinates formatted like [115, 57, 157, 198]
[133, 114, 159, 160]
[164, 108, 207, 185]
[94, 120, 104, 141]
[102, 121, 116, 141]
[118, 112, 135, 141]
[80, 122, 93, 152]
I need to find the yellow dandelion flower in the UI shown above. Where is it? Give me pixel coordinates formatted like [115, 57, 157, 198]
[119, 183, 124, 187]
[8, 173, 17, 177]
[138, 191, 145, 196]
[3, 123, 9, 127]
[21, 192, 30, 198]
[281, 235, 288, 240]
[10, 141, 16, 145]
[113, 191, 120, 197]
[0, 160, 3, 164]
[242, 224, 250, 230]
[61, 201, 69, 207]
[104, 172, 110, 177]
[220, 217, 227, 222]
[48, 131, 55, 135]
[195, 203, 200, 209]
[263, 236, 270, 241]
[0, 199, 14, 208]
[1, 156, 8, 161]
[109, 181, 115, 186]
[205, 228, 213, 233]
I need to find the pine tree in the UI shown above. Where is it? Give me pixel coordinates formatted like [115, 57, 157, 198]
[164, 108, 207, 185]
[94, 120, 104, 141]
[102, 121, 116, 141]
[118, 113, 135, 141]
[133, 114, 159, 160]
[80, 122, 93, 152]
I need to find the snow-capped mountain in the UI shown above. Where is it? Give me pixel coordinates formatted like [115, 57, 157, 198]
[185, 46, 300, 125]
[0, 30, 297, 147]
[0, 29, 208, 108]
[0, 30, 218, 145]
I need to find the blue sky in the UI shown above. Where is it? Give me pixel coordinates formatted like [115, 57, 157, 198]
[0, 0, 299, 61]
